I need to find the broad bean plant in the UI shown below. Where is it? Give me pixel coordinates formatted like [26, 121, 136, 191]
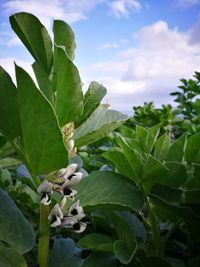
[0, 12, 200, 267]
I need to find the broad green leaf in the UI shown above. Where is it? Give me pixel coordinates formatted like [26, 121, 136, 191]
[109, 211, 135, 243]
[0, 66, 20, 140]
[164, 162, 187, 188]
[193, 164, 200, 188]
[0, 188, 35, 254]
[146, 124, 160, 154]
[75, 171, 144, 211]
[115, 136, 143, 182]
[15, 65, 67, 175]
[49, 237, 83, 267]
[103, 147, 137, 182]
[53, 20, 76, 61]
[185, 189, 200, 204]
[82, 252, 121, 267]
[74, 105, 127, 147]
[142, 155, 169, 194]
[78, 234, 113, 252]
[114, 240, 137, 264]
[154, 133, 171, 161]
[185, 132, 200, 164]
[0, 246, 27, 267]
[32, 62, 52, 102]
[76, 81, 107, 126]
[166, 133, 187, 162]
[135, 125, 148, 152]
[10, 12, 53, 74]
[137, 250, 173, 267]
[119, 211, 147, 242]
[151, 184, 183, 202]
[55, 46, 83, 126]
[150, 194, 200, 231]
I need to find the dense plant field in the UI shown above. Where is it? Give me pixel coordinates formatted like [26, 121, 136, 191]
[0, 12, 200, 267]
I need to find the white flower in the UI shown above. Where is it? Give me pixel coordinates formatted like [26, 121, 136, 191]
[68, 200, 85, 221]
[61, 172, 83, 188]
[72, 222, 87, 233]
[37, 180, 53, 205]
[48, 204, 63, 227]
[60, 200, 86, 233]
[57, 163, 77, 179]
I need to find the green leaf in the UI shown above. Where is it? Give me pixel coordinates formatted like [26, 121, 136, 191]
[32, 62, 52, 102]
[49, 237, 83, 267]
[0, 66, 20, 140]
[82, 252, 121, 267]
[103, 147, 137, 182]
[166, 133, 187, 162]
[164, 162, 187, 188]
[154, 133, 171, 162]
[55, 46, 83, 126]
[15, 65, 67, 175]
[75, 171, 144, 211]
[137, 250, 173, 267]
[53, 20, 76, 61]
[115, 136, 143, 183]
[185, 189, 200, 204]
[150, 194, 200, 230]
[0, 188, 35, 254]
[0, 246, 27, 267]
[142, 155, 169, 193]
[185, 132, 200, 164]
[74, 105, 127, 147]
[119, 211, 147, 242]
[113, 240, 137, 264]
[78, 234, 113, 252]
[10, 12, 53, 74]
[146, 124, 160, 154]
[76, 81, 107, 126]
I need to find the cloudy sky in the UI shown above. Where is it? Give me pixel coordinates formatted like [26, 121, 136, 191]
[1, 0, 200, 114]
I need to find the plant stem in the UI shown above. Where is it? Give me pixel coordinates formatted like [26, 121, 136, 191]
[146, 198, 164, 256]
[38, 204, 49, 267]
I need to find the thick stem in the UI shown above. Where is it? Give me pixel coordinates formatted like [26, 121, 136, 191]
[38, 204, 49, 267]
[146, 198, 164, 256]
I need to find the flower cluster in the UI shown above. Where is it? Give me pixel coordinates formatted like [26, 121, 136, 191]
[37, 163, 86, 233]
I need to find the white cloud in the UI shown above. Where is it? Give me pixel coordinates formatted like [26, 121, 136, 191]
[80, 20, 200, 112]
[0, 57, 36, 85]
[98, 39, 128, 50]
[3, 0, 104, 29]
[109, 0, 142, 18]
[6, 36, 21, 47]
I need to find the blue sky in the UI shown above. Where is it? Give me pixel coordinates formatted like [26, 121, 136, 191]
[1, 0, 200, 114]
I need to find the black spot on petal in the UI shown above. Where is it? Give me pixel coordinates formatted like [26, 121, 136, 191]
[68, 174, 75, 180]
[63, 187, 72, 196]
[71, 208, 78, 215]
[73, 223, 80, 231]
[51, 215, 57, 224]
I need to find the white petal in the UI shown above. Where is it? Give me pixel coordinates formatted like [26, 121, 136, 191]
[57, 163, 77, 179]
[37, 180, 53, 194]
[48, 204, 63, 221]
[61, 217, 77, 228]
[73, 222, 87, 233]
[68, 200, 85, 220]
[62, 172, 83, 188]
[50, 216, 61, 227]
[40, 193, 51, 205]
[60, 196, 67, 209]
[61, 188, 77, 198]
